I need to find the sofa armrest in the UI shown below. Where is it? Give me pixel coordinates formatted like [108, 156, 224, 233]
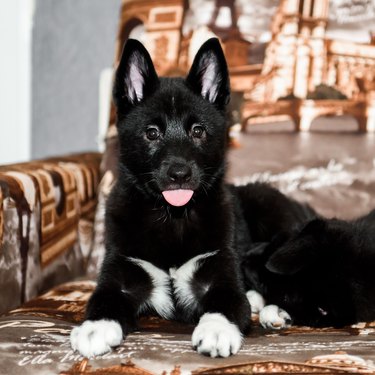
[0, 152, 101, 315]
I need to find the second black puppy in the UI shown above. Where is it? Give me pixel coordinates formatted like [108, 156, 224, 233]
[243, 209, 375, 328]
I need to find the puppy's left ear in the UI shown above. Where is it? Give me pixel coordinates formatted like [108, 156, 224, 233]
[186, 38, 230, 108]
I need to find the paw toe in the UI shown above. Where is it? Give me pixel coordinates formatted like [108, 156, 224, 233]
[70, 319, 123, 358]
[259, 305, 292, 330]
[246, 290, 265, 314]
[192, 313, 243, 358]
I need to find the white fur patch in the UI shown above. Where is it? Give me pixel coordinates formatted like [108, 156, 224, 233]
[259, 305, 292, 330]
[128, 61, 144, 102]
[128, 257, 174, 319]
[246, 290, 265, 315]
[192, 313, 243, 357]
[170, 251, 217, 311]
[201, 56, 219, 103]
[70, 319, 122, 358]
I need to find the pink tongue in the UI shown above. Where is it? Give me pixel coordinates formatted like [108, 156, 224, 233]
[162, 189, 194, 207]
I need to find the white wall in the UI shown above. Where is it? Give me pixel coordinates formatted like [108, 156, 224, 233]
[0, 0, 34, 164]
[31, 0, 120, 159]
[98, 68, 114, 152]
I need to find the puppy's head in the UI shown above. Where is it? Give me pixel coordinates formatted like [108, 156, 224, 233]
[263, 219, 356, 326]
[112, 38, 230, 207]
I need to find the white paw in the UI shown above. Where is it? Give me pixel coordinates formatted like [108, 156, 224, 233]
[192, 313, 243, 358]
[259, 305, 292, 329]
[70, 319, 123, 358]
[246, 290, 265, 314]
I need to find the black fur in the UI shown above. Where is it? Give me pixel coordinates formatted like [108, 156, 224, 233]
[86, 39, 254, 342]
[242, 210, 375, 327]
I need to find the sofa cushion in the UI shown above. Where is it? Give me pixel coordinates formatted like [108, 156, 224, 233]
[0, 153, 101, 315]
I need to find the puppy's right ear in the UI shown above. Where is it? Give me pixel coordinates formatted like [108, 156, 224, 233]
[113, 39, 159, 111]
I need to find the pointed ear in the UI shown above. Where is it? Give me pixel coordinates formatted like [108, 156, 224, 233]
[265, 220, 326, 275]
[113, 39, 159, 111]
[186, 38, 230, 108]
[265, 237, 316, 275]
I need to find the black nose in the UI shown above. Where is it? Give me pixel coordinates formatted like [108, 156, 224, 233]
[167, 164, 192, 184]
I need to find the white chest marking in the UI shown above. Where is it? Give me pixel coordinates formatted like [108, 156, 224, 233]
[127, 257, 174, 319]
[170, 251, 218, 311]
[128, 251, 218, 319]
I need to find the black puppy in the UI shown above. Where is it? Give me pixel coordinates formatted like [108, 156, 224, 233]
[243, 209, 375, 328]
[70, 38, 314, 358]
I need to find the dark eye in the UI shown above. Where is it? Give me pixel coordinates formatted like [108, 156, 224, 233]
[146, 127, 160, 140]
[191, 125, 205, 138]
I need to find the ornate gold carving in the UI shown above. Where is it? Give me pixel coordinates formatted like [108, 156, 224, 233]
[242, 0, 375, 132]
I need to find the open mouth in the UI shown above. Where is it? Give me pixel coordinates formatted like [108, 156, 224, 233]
[162, 189, 194, 207]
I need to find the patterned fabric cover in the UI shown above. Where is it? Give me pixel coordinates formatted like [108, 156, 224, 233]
[1, 280, 375, 375]
[0, 153, 101, 315]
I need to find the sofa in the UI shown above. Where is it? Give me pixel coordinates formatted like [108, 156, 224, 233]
[1, 131, 375, 375]
[1, 1, 375, 374]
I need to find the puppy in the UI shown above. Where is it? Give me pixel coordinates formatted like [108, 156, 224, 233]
[243, 209, 375, 328]
[70, 38, 251, 358]
[70, 38, 319, 358]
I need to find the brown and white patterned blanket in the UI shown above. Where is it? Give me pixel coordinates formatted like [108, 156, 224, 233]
[1, 280, 375, 375]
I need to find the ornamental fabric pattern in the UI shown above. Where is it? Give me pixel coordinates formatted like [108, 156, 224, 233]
[1, 280, 375, 375]
[0, 153, 101, 315]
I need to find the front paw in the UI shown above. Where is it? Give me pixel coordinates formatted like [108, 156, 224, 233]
[70, 319, 123, 358]
[192, 313, 243, 358]
[246, 290, 265, 314]
[259, 305, 292, 329]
